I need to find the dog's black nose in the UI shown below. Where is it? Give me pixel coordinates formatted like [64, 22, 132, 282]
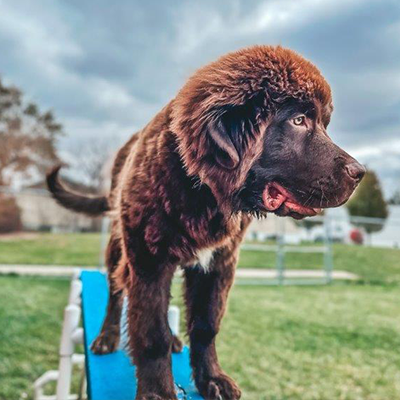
[345, 162, 366, 182]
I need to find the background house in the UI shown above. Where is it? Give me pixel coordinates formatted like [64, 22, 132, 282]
[247, 213, 303, 243]
[15, 179, 102, 232]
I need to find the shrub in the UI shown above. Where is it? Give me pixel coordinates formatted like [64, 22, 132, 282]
[347, 170, 388, 234]
[0, 194, 22, 233]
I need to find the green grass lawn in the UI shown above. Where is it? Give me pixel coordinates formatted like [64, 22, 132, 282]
[0, 277, 70, 400]
[1, 276, 400, 400]
[1, 233, 400, 285]
[0, 233, 102, 266]
[1, 234, 400, 399]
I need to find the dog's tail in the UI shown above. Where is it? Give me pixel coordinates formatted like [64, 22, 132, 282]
[46, 166, 110, 216]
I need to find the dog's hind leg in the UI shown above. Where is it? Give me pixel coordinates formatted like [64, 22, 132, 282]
[183, 244, 242, 400]
[91, 232, 124, 355]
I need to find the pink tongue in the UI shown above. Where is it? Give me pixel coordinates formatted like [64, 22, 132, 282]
[263, 183, 319, 217]
[285, 201, 317, 216]
[262, 184, 287, 211]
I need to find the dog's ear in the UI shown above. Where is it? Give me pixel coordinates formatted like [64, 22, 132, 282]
[207, 118, 240, 170]
[206, 100, 260, 170]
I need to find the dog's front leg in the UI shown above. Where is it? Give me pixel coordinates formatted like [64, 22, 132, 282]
[127, 264, 177, 400]
[184, 245, 241, 400]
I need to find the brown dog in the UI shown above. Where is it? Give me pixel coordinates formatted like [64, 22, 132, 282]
[47, 46, 365, 400]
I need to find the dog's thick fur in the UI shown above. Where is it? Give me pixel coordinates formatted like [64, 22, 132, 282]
[47, 46, 364, 400]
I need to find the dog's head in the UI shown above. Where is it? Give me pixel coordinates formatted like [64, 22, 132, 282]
[172, 46, 365, 218]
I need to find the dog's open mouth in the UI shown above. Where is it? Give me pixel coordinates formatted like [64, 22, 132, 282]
[262, 182, 322, 219]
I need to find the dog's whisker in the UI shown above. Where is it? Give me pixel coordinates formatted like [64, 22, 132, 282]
[319, 182, 329, 208]
[303, 188, 316, 207]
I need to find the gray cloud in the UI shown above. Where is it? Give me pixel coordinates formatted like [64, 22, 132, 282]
[0, 0, 399, 196]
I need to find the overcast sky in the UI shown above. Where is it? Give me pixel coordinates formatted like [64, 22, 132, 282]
[0, 0, 399, 196]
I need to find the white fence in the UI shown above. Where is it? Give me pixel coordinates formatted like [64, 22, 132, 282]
[246, 206, 400, 249]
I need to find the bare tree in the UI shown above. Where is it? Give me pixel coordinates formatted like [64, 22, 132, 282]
[389, 189, 400, 205]
[0, 78, 62, 186]
[69, 136, 120, 193]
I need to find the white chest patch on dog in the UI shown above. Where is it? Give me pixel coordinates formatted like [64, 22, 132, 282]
[195, 248, 214, 271]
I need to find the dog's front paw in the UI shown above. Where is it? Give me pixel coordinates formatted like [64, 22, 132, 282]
[198, 372, 241, 400]
[91, 330, 120, 355]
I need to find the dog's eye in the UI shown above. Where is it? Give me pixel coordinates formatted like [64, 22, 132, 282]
[293, 116, 306, 126]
